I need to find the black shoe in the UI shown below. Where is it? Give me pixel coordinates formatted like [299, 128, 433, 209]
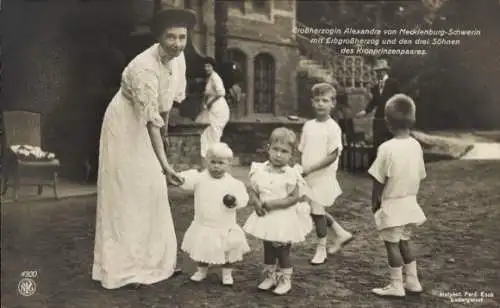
[123, 283, 142, 289]
[173, 267, 183, 277]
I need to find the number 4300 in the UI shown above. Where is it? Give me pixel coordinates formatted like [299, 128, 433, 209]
[21, 271, 38, 278]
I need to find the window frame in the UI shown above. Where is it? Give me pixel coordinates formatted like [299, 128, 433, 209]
[253, 53, 276, 115]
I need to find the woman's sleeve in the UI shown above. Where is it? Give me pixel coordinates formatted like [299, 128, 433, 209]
[174, 54, 187, 103]
[124, 64, 164, 128]
[212, 73, 226, 96]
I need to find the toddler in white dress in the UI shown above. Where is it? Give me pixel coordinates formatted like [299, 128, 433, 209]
[244, 127, 313, 295]
[178, 143, 250, 285]
[368, 94, 427, 298]
[299, 83, 353, 265]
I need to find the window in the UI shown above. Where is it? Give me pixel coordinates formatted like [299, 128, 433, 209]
[250, 0, 270, 14]
[229, 0, 245, 12]
[226, 49, 247, 89]
[185, 0, 203, 9]
[228, 0, 273, 22]
[184, 0, 203, 29]
[341, 56, 371, 88]
[226, 49, 247, 116]
[253, 53, 275, 114]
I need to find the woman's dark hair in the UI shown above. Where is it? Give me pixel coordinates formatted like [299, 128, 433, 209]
[150, 8, 196, 38]
[203, 57, 217, 68]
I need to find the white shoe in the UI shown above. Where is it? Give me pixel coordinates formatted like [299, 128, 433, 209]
[328, 232, 353, 254]
[310, 246, 327, 265]
[403, 261, 423, 293]
[372, 283, 405, 297]
[221, 268, 234, 286]
[190, 267, 208, 282]
[327, 242, 342, 255]
[404, 277, 423, 293]
[257, 267, 276, 290]
[273, 271, 292, 295]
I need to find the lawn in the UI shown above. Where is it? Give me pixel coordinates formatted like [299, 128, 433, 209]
[1, 160, 499, 308]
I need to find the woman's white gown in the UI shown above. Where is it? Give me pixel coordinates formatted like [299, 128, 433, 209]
[196, 71, 230, 158]
[92, 44, 186, 289]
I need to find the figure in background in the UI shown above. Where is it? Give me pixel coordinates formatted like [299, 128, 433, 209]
[356, 59, 400, 162]
[225, 62, 244, 118]
[227, 82, 243, 118]
[197, 57, 230, 161]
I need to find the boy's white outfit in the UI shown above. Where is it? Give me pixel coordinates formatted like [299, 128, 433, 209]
[299, 118, 343, 215]
[299, 118, 353, 264]
[368, 137, 427, 297]
[178, 169, 250, 285]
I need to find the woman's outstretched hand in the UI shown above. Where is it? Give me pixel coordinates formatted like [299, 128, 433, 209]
[166, 171, 184, 187]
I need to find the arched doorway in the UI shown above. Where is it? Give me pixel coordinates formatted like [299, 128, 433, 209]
[226, 48, 247, 117]
[253, 53, 275, 114]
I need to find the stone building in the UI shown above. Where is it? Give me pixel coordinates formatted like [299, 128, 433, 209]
[129, 0, 305, 166]
[2, 0, 376, 178]
[1, 0, 304, 178]
[133, 0, 300, 122]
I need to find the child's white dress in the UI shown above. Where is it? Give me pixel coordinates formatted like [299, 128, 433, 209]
[299, 118, 343, 214]
[243, 162, 313, 243]
[179, 169, 250, 264]
[368, 137, 427, 231]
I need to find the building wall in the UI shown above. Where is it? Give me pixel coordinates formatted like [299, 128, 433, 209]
[224, 39, 299, 116]
[175, 0, 300, 117]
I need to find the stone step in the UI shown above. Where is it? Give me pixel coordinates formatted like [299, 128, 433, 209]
[299, 54, 336, 83]
[307, 66, 327, 76]
[299, 59, 318, 68]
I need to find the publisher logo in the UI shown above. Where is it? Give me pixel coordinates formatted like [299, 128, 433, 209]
[18, 278, 37, 297]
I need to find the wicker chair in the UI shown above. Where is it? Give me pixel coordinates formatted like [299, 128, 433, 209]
[1, 110, 60, 201]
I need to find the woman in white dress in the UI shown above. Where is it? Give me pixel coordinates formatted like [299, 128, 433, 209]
[197, 57, 230, 159]
[91, 8, 196, 290]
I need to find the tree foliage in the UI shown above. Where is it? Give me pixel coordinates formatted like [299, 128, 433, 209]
[298, 0, 500, 129]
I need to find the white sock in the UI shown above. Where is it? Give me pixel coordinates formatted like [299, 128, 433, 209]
[331, 221, 349, 237]
[318, 237, 327, 247]
[282, 267, 293, 276]
[389, 266, 403, 286]
[404, 260, 418, 278]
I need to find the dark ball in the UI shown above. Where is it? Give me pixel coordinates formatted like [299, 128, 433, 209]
[223, 194, 237, 208]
